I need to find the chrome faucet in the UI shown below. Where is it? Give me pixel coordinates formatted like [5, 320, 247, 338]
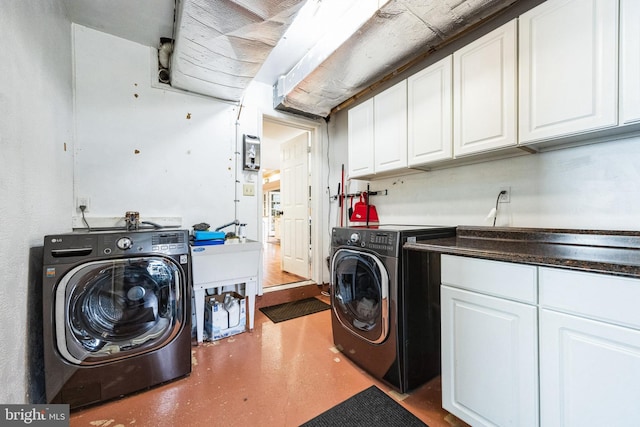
[215, 220, 239, 232]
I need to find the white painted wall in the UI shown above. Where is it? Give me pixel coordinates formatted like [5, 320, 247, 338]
[0, 1, 74, 403]
[73, 25, 260, 238]
[330, 105, 640, 232]
[369, 138, 640, 230]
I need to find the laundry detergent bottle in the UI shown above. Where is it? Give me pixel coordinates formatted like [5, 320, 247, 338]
[226, 297, 240, 328]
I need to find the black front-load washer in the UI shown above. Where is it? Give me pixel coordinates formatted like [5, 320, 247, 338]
[330, 225, 455, 393]
[42, 229, 192, 409]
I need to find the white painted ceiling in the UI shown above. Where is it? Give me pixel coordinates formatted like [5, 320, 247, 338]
[63, 0, 521, 118]
[62, 0, 175, 47]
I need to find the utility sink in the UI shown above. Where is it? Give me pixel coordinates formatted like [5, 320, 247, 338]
[190, 239, 262, 342]
[191, 240, 261, 285]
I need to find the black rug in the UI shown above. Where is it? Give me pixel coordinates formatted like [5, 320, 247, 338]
[301, 386, 428, 427]
[259, 297, 330, 323]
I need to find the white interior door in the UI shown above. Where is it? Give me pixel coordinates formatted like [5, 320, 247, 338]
[280, 133, 310, 278]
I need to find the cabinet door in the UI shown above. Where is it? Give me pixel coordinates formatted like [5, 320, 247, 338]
[347, 98, 375, 178]
[408, 56, 453, 166]
[540, 309, 640, 426]
[519, 0, 618, 143]
[453, 20, 517, 157]
[441, 285, 538, 427]
[374, 80, 408, 173]
[620, 0, 640, 125]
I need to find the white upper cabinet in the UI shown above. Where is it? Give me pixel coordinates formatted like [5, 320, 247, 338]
[519, 0, 619, 143]
[408, 56, 453, 166]
[348, 81, 407, 178]
[347, 98, 375, 178]
[374, 80, 408, 174]
[453, 20, 517, 157]
[620, 0, 640, 125]
[348, 0, 636, 178]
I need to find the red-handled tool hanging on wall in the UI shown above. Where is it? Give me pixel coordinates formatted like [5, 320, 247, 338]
[340, 164, 345, 226]
[350, 185, 380, 226]
[330, 175, 387, 227]
[337, 182, 341, 226]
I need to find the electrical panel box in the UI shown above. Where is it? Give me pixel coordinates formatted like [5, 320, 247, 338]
[243, 134, 261, 172]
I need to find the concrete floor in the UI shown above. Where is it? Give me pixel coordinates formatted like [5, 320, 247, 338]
[69, 294, 468, 427]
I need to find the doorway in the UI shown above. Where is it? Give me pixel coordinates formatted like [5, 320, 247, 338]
[261, 117, 315, 290]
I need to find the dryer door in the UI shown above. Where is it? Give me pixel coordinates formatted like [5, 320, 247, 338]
[55, 256, 185, 365]
[331, 248, 391, 344]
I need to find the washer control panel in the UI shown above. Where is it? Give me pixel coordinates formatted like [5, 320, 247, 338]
[363, 230, 397, 255]
[43, 230, 190, 264]
[332, 228, 399, 257]
[331, 226, 456, 259]
[101, 231, 188, 256]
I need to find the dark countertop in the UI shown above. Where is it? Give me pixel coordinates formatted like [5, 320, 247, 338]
[404, 226, 640, 278]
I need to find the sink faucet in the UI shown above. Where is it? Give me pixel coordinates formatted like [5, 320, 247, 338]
[215, 220, 239, 232]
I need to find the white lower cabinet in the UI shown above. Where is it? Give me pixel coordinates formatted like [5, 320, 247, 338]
[539, 309, 640, 426]
[441, 286, 539, 427]
[441, 256, 640, 427]
[539, 267, 640, 426]
[441, 255, 539, 427]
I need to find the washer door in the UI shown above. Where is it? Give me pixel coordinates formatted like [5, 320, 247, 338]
[331, 248, 390, 344]
[55, 257, 184, 365]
